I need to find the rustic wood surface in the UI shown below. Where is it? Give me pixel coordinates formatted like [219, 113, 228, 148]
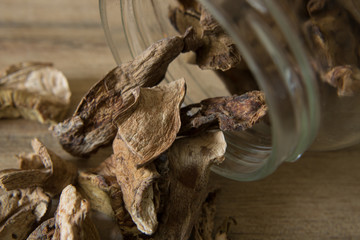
[1, 0, 360, 239]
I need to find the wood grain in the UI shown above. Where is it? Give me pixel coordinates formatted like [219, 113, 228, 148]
[1, 0, 360, 239]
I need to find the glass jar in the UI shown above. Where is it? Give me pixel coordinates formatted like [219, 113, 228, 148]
[99, 0, 360, 181]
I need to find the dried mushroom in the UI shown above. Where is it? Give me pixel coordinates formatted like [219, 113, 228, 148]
[305, 0, 360, 96]
[77, 170, 121, 219]
[169, 1, 241, 71]
[190, 190, 218, 240]
[27, 218, 55, 240]
[52, 185, 100, 240]
[179, 91, 267, 136]
[154, 131, 226, 240]
[0, 138, 77, 197]
[0, 187, 50, 240]
[214, 217, 237, 240]
[115, 78, 186, 167]
[111, 136, 160, 236]
[0, 62, 70, 123]
[322, 65, 360, 96]
[52, 36, 185, 157]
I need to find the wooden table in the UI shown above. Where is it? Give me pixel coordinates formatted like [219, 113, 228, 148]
[1, 0, 360, 239]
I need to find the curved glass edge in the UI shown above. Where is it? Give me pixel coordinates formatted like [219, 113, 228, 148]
[201, 0, 321, 181]
[99, 0, 122, 65]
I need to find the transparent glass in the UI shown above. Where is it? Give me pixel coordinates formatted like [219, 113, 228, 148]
[99, 0, 360, 181]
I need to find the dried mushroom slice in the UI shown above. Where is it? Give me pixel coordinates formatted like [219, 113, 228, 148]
[0, 167, 51, 191]
[0, 187, 50, 240]
[0, 138, 77, 197]
[30, 138, 77, 196]
[77, 171, 119, 218]
[52, 185, 100, 240]
[111, 137, 160, 236]
[154, 131, 226, 240]
[214, 217, 237, 240]
[179, 91, 267, 136]
[52, 36, 185, 157]
[305, 0, 360, 96]
[0, 62, 71, 123]
[115, 78, 186, 167]
[169, 2, 241, 71]
[94, 156, 140, 235]
[323, 65, 360, 96]
[190, 190, 218, 240]
[27, 218, 55, 240]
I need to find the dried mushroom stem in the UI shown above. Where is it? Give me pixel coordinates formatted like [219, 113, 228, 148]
[52, 185, 100, 240]
[0, 138, 77, 197]
[51, 36, 185, 157]
[179, 91, 267, 136]
[190, 190, 218, 240]
[0, 187, 50, 240]
[0, 62, 71, 123]
[154, 131, 226, 240]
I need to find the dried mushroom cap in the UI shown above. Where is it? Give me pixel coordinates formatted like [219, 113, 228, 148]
[0, 187, 50, 240]
[115, 78, 186, 167]
[179, 91, 267, 136]
[154, 131, 226, 240]
[0, 138, 77, 197]
[27, 218, 55, 240]
[0, 62, 71, 123]
[52, 36, 185, 157]
[53, 184, 100, 240]
[111, 137, 160, 236]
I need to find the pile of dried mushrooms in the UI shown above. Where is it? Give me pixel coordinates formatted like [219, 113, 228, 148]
[6, 0, 360, 239]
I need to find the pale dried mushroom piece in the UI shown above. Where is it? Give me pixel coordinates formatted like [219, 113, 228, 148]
[115, 78, 186, 167]
[111, 137, 160, 236]
[154, 131, 226, 240]
[94, 157, 144, 237]
[77, 170, 120, 218]
[27, 218, 55, 240]
[52, 36, 185, 157]
[0, 187, 51, 240]
[0, 138, 77, 197]
[0, 62, 71, 123]
[52, 184, 100, 240]
[179, 91, 267, 136]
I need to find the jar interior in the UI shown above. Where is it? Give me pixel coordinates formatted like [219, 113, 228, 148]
[100, 0, 319, 181]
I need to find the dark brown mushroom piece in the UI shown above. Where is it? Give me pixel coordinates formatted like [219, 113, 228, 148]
[154, 131, 226, 240]
[51, 36, 185, 157]
[179, 91, 267, 136]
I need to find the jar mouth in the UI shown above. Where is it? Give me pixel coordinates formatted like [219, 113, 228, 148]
[99, 0, 321, 181]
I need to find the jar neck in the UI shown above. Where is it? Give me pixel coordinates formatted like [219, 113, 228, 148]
[202, 0, 321, 180]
